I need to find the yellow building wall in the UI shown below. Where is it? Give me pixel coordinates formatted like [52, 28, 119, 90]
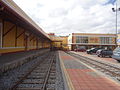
[47, 42, 50, 48]
[27, 36, 30, 50]
[44, 42, 46, 48]
[3, 21, 16, 47]
[38, 40, 42, 48]
[16, 27, 24, 47]
[117, 34, 120, 45]
[45, 42, 50, 48]
[60, 36, 69, 50]
[30, 39, 34, 49]
[0, 48, 25, 53]
[0, 19, 51, 54]
[52, 42, 62, 48]
[28, 35, 37, 50]
[43, 42, 45, 48]
[61, 37, 68, 45]
[29, 35, 33, 49]
[33, 39, 37, 49]
[0, 19, 2, 48]
[112, 37, 116, 44]
[0, 20, 26, 53]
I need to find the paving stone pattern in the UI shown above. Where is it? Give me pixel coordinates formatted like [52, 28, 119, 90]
[59, 51, 120, 90]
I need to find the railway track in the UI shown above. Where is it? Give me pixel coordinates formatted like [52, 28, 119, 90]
[10, 52, 56, 90]
[66, 51, 120, 82]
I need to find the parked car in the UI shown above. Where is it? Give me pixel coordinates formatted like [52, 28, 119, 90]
[74, 48, 86, 52]
[86, 48, 101, 54]
[96, 49, 113, 57]
[112, 47, 120, 62]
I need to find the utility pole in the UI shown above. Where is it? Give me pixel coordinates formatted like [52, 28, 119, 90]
[112, 1, 120, 47]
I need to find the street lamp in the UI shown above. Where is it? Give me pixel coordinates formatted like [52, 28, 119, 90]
[112, 2, 120, 47]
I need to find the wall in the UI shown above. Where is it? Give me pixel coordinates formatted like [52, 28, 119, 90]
[0, 20, 25, 53]
[73, 33, 116, 45]
[60, 36, 69, 50]
[0, 19, 51, 54]
[61, 36, 68, 46]
[88, 37, 99, 44]
[38, 40, 42, 48]
[117, 34, 120, 46]
[52, 42, 62, 48]
[0, 19, 2, 48]
[68, 34, 72, 50]
[68, 33, 116, 50]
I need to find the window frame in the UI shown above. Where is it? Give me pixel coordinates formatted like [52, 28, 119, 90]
[76, 36, 88, 43]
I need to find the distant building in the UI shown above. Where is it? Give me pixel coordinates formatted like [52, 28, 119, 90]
[68, 33, 116, 50]
[117, 34, 120, 46]
[48, 33, 69, 50]
[60, 36, 69, 50]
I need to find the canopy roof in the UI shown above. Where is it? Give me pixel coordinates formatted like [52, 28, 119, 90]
[0, 0, 51, 41]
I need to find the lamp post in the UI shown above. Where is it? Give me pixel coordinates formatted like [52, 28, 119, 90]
[112, 1, 120, 47]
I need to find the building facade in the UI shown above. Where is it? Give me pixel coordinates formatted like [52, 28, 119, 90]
[60, 36, 69, 50]
[117, 34, 120, 46]
[0, 0, 51, 54]
[48, 33, 68, 50]
[68, 33, 116, 50]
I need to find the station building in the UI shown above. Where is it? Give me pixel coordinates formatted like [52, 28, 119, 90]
[117, 34, 120, 46]
[60, 36, 69, 50]
[0, 0, 51, 55]
[0, 0, 117, 55]
[48, 33, 62, 50]
[48, 33, 69, 50]
[68, 33, 116, 50]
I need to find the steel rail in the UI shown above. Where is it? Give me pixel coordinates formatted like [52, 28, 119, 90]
[10, 53, 52, 90]
[66, 52, 120, 81]
[68, 52, 120, 70]
[41, 56, 55, 90]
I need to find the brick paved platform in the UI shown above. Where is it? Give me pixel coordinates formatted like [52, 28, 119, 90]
[59, 51, 120, 90]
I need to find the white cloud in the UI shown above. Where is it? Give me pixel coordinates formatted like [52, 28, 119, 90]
[13, 0, 120, 36]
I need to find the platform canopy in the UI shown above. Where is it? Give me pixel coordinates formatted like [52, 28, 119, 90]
[0, 0, 51, 41]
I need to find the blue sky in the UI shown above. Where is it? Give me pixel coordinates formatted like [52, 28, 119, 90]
[13, 0, 120, 36]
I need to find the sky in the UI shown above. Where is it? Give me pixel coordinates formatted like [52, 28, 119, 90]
[13, 0, 120, 36]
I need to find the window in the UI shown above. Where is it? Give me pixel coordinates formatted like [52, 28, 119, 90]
[109, 37, 112, 44]
[76, 36, 88, 43]
[0, 23, 2, 48]
[100, 37, 113, 44]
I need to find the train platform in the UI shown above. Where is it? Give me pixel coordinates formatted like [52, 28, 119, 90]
[59, 51, 120, 90]
[72, 51, 118, 64]
[0, 49, 49, 73]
